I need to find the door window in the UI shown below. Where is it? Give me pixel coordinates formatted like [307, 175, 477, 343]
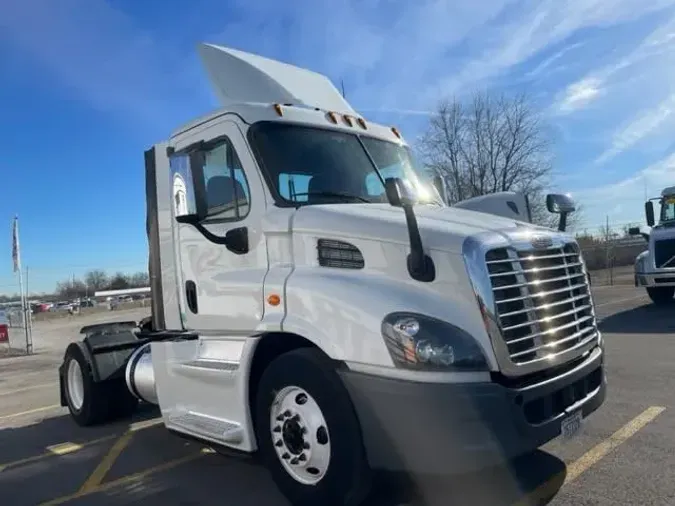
[202, 139, 251, 221]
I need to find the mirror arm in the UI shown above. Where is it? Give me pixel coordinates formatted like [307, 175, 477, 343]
[558, 212, 568, 232]
[176, 214, 199, 225]
[402, 204, 435, 282]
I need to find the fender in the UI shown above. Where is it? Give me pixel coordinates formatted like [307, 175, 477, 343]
[282, 266, 496, 370]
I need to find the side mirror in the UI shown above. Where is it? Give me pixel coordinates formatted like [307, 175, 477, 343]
[546, 193, 576, 214]
[646, 201, 655, 227]
[546, 193, 576, 232]
[385, 177, 416, 208]
[628, 226, 650, 242]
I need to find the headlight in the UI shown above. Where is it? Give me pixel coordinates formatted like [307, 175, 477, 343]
[381, 312, 488, 371]
[635, 252, 648, 272]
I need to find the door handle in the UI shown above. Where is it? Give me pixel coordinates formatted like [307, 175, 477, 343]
[185, 280, 198, 314]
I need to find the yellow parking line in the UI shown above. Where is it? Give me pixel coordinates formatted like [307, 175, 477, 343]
[0, 416, 163, 474]
[0, 404, 61, 421]
[39, 448, 214, 506]
[515, 406, 666, 506]
[128, 416, 163, 432]
[47, 442, 85, 455]
[0, 435, 117, 473]
[73, 417, 164, 493]
[565, 406, 665, 483]
[78, 432, 134, 493]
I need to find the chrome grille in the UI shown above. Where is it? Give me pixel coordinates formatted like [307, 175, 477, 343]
[486, 243, 597, 365]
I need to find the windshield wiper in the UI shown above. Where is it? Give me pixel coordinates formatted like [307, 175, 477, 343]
[292, 192, 372, 203]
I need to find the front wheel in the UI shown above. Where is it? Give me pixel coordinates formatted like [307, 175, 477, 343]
[646, 286, 675, 305]
[255, 348, 372, 506]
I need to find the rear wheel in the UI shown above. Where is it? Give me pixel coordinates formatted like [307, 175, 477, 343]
[255, 348, 372, 506]
[646, 286, 675, 305]
[63, 344, 138, 426]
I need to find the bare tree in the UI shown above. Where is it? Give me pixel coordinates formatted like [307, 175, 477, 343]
[56, 279, 88, 300]
[419, 91, 581, 229]
[129, 271, 150, 288]
[108, 272, 130, 290]
[85, 269, 109, 291]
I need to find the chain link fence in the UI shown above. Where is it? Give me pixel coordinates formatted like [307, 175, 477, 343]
[580, 236, 647, 286]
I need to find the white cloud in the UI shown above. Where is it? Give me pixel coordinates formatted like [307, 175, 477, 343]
[557, 78, 603, 113]
[554, 9, 675, 115]
[525, 42, 585, 79]
[596, 94, 675, 164]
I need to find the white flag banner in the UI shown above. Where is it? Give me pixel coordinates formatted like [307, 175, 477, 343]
[12, 216, 21, 273]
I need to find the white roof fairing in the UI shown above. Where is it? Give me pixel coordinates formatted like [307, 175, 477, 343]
[661, 186, 675, 197]
[198, 43, 357, 116]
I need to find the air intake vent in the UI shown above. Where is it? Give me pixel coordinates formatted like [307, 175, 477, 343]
[317, 239, 364, 269]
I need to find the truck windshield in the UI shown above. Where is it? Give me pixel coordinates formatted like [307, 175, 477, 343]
[661, 196, 675, 223]
[248, 122, 441, 206]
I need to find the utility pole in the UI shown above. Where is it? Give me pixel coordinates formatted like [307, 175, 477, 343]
[340, 79, 346, 99]
[25, 266, 33, 351]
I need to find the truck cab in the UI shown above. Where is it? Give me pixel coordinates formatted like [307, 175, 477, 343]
[58, 43, 606, 506]
[630, 186, 675, 304]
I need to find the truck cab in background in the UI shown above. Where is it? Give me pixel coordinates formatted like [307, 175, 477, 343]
[58, 43, 605, 506]
[630, 186, 675, 305]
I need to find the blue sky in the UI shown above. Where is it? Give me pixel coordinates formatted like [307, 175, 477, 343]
[2, 0, 675, 295]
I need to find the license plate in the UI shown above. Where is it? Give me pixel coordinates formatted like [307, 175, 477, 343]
[561, 411, 583, 439]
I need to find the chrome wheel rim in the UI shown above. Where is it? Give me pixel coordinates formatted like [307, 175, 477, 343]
[67, 359, 84, 411]
[270, 386, 331, 485]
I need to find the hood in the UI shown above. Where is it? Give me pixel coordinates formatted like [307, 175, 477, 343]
[291, 203, 540, 253]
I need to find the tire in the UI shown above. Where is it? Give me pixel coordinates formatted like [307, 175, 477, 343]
[646, 286, 675, 305]
[63, 344, 138, 426]
[254, 348, 372, 506]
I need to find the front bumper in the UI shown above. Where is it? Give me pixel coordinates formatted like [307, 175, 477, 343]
[340, 345, 605, 475]
[635, 271, 675, 287]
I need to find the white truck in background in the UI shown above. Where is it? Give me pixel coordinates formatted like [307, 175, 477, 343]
[58, 43, 606, 506]
[630, 186, 675, 305]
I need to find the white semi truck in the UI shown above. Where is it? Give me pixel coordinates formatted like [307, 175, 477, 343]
[58, 43, 606, 506]
[630, 186, 675, 304]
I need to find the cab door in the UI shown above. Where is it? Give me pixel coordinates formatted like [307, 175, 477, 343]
[172, 120, 269, 333]
[155, 119, 269, 449]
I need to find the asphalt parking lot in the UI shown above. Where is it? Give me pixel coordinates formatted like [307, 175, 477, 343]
[1, 285, 674, 506]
